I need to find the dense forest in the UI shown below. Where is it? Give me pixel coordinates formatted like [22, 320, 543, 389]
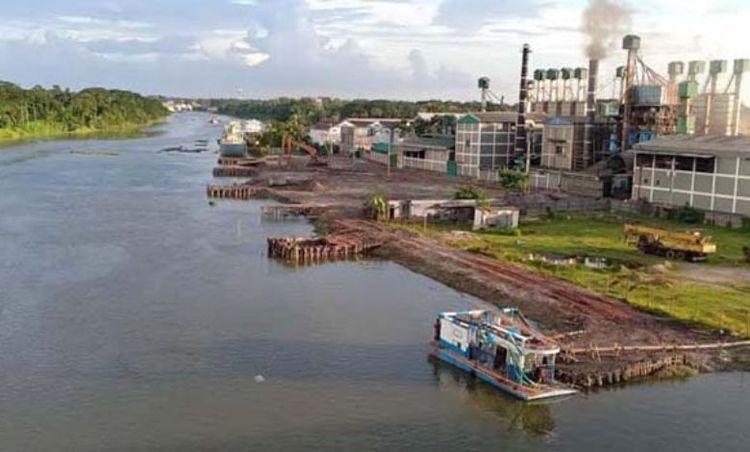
[215, 97, 511, 125]
[0, 81, 169, 140]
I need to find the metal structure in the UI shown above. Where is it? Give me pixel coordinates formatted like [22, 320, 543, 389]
[432, 309, 577, 401]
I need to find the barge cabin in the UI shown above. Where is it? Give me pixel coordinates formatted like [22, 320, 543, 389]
[432, 308, 577, 401]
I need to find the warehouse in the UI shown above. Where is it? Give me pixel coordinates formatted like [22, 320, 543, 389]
[633, 135, 750, 217]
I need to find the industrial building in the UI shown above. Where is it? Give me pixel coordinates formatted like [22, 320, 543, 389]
[302, 35, 749, 217]
[633, 135, 750, 217]
[455, 112, 544, 179]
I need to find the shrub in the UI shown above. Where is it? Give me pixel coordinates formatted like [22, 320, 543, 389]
[454, 184, 486, 201]
[675, 204, 703, 224]
[498, 168, 529, 191]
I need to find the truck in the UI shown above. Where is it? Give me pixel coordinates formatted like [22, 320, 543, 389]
[623, 224, 717, 262]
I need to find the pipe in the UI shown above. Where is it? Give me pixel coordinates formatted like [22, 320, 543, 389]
[515, 44, 531, 165]
[733, 73, 743, 136]
[583, 59, 599, 169]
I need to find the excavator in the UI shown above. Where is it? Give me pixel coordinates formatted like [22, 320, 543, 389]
[282, 134, 326, 166]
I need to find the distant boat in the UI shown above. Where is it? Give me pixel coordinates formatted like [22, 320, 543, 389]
[209, 115, 221, 125]
[218, 120, 262, 157]
[431, 308, 577, 401]
[159, 145, 207, 154]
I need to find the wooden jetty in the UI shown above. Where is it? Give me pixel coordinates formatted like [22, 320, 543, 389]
[213, 166, 258, 177]
[267, 235, 381, 264]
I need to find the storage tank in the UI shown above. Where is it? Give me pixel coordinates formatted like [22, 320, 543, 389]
[688, 61, 706, 77]
[668, 61, 685, 82]
[622, 35, 641, 51]
[709, 60, 728, 75]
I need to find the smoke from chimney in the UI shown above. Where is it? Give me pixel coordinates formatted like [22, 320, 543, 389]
[581, 0, 632, 60]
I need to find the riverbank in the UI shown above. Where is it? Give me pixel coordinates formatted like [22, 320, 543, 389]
[207, 155, 750, 389]
[0, 118, 167, 145]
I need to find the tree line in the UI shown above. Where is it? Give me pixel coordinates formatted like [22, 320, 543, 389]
[214, 97, 512, 126]
[0, 81, 169, 137]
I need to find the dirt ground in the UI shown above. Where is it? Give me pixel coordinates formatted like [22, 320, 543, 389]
[676, 263, 750, 287]
[218, 156, 748, 386]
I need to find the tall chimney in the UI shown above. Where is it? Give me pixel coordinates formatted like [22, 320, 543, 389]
[583, 58, 598, 168]
[515, 43, 531, 166]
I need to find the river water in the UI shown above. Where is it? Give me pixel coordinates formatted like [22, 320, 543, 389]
[1, 113, 748, 451]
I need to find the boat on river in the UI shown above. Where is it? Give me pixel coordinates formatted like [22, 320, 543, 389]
[431, 308, 577, 401]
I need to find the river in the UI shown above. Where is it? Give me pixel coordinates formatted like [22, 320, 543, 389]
[1, 113, 748, 451]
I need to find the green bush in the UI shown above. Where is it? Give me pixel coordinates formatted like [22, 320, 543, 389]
[498, 168, 529, 191]
[454, 184, 486, 201]
[675, 204, 703, 224]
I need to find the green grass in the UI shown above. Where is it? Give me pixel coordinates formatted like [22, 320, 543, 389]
[392, 212, 750, 336]
[0, 119, 163, 143]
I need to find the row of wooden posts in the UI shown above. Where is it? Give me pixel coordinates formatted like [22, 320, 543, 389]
[212, 166, 258, 177]
[267, 236, 380, 264]
[206, 184, 257, 200]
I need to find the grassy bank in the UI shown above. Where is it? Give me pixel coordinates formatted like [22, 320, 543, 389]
[0, 119, 165, 143]
[394, 212, 750, 336]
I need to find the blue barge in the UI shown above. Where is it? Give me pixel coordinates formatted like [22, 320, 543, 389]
[432, 308, 577, 401]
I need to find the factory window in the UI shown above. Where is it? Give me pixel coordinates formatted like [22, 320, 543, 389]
[636, 153, 654, 167]
[695, 157, 715, 173]
[675, 156, 694, 171]
[655, 155, 673, 169]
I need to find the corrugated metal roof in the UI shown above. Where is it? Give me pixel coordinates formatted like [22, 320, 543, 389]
[459, 111, 546, 124]
[635, 135, 750, 157]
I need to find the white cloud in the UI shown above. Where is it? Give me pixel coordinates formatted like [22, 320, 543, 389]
[0, 0, 748, 103]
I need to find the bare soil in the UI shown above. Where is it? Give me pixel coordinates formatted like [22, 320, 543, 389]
[222, 156, 748, 387]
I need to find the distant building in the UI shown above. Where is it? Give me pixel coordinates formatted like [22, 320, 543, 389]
[397, 135, 455, 174]
[633, 135, 750, 217]
[308, 120, 348, 146]
[340, 118, 402, 155]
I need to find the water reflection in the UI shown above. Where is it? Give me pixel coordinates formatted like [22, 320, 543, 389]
[430, 359, 556, 438]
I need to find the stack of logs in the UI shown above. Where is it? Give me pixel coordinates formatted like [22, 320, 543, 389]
[267, 235, 381, 264]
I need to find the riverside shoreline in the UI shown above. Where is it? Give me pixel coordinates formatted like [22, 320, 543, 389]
[0, 119, 167, 145]
[207, 155, 750, 390]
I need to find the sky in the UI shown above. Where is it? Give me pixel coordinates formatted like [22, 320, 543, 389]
[1, 0, 749, 102]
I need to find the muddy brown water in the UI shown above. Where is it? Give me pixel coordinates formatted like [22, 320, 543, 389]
[1, 113, 749, 451]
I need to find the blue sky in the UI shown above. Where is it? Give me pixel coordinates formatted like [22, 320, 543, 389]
[1, 0, 749, 102]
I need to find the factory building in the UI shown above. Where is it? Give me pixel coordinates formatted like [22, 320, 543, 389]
[454, 112, 544, 179]
[633, 135, 750, 217]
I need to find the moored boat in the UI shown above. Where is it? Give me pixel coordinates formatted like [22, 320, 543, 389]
[431, 308, 577, 401]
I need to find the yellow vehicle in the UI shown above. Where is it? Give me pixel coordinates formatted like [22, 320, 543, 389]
[623, 224, 717, 262]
